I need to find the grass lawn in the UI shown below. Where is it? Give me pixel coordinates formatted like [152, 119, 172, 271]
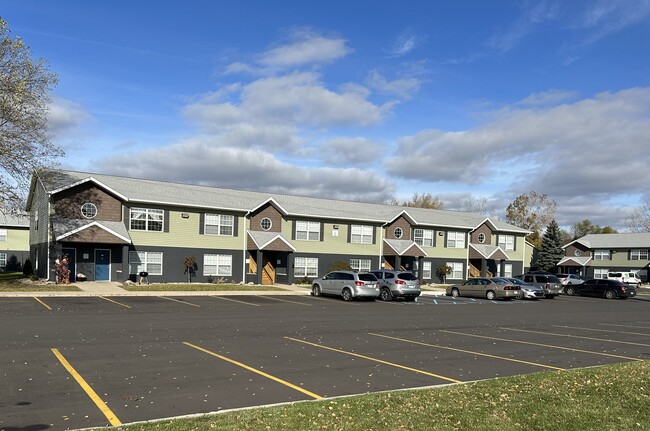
[122, 283, 289, 292]
[0, 272, 81, 292]
[92, 360, 650, 431]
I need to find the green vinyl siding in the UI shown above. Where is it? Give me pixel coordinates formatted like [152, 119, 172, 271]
[2, 228, 29, 251]
[591, 249, 649, 267]
[283, 221, 380, 254]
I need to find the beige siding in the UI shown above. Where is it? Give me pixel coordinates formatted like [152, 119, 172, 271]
[1, 228, 29, 251]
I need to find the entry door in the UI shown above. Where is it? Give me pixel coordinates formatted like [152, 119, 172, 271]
[61, 248, 76, 283]
[95, 249, 111, 281]
[262, 255, 275, 285]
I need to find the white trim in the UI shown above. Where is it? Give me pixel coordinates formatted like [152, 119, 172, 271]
[55, 221, 132, 243]
[248, 197, 289, 216]
[94, 248, 111, 281]
[50, 177, 128, 201]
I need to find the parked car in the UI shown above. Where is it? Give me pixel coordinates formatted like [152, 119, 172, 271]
[555, 273, 585, 286]
[311, 271, 379, 301]
[516, 273, 563, 298]
[371, 270, 421, 301]
[564, 279, 636, 299]
[607, 272, 641, 287]
[445, 277, 521, 300]
[502, 277, 545, 299]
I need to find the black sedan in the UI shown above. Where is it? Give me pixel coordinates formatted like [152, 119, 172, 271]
[564, 279, 636, 299]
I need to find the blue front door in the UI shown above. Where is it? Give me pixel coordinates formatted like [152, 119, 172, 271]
[95, 250, 110, 281]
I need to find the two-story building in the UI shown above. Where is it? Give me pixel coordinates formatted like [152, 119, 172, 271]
[26, 169, 531, 284]
[559, 233, 650, 281]
[0, 212, 30, 271]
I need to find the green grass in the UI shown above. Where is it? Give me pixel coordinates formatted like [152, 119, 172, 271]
[122, 283, 288, 292]
[98, 361, 650, 431]
[0, 272, 81, 292]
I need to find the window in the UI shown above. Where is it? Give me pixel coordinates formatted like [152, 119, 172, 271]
[294, 257, 318, 277]
[477, 233, 486, 244]
[631, 249, 649, 260]
[81, 203, 97, 219]
[260, 217, 272, 231]
[205, 214, 234, 236]
[296, 221, 320, 241]
[414, 229, 434, 247]
[350, 258, 371, 272]
[130, 208, 164, 231]
[594, 268, 608, 279]
[498, 235, 515, 251]
[0, 253, 6, 267]
[394, 227, 403, 239]
[129, 251, 163, 275]
[574, 249, 582, 257]
[203, 254, 232, 276]
[594, 249, 610, 260]
[422, 261, 432, 279]
[0, 229, 6, 242]
[350, 225, 373, 244]
[497, 263, 513, 278]
[446, 262, 464, 279]
[446, 231, 465, 248]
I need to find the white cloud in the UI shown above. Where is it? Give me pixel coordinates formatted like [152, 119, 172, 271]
[386, 29, 419, 57]
[47, 97, 93, 137]
[318, 137, 383, 165]
[487, 1, 560, 52]
[259, 30, 352, 68]
[365, 70, 422, 100]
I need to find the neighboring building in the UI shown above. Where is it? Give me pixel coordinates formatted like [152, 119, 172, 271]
[26, 170, 530, 284]
[0, 212, 30, 271]
[559, 233, 650, 282]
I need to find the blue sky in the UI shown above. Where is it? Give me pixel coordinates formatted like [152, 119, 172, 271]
[4, 0, 650, 230]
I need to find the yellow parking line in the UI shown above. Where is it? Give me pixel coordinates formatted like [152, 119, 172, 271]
[183, 342, 322, 399]
[158, 296, 200, 307]
[209, 296, 261, 306]
[260, 296, 312, 306]
[441, 330, 644, 362]
[33, 297, 52, 311]
[99, 296, 131, 309]
[369, 333, 564, 371]
[285, 337, 461, 383]
[51, 348, 122, 426]
[500, 327, 650, 348]
[553, 325, 650, 337]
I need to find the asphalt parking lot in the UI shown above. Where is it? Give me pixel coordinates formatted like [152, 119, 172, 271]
[1, 293, 649, 430]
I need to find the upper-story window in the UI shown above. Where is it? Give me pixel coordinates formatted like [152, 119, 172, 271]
[205, 214, 234, 236]
[498, 235, 515, 251]
[296, 221, 320, 241]
[594, 249, 610, 260]
[350, 225, 373, 244]
[0, 229, 6, 242]
[394, 227, 403, 239]
[81, 203, 97, 219]
[446, 231, 465, 248]
[260, 217, 272, 231]
[631, 249, 649, 260]
[477, 233, 486, 244]
[130, 208, 164, 231]
[414, 229, 434, 247]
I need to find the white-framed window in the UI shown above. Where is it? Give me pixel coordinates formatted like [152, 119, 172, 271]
[350, 258, 371, 272]
[294, 257, 318, 277]
[130, 208, 164, 232]
[446, 262, 464, 279]
[0, 253, 6, 267]
[260, 217, 272, 231]
[203, 254, 232, 276]
[0, 229, 6, 242]
[497, 263, 513, 278]
[414, 229, 434, 247]
[422, 261, 432, 279]
[350, 225, 373, 244]
[631, 249, 649, 260]
[594, 268, 608, 279]
[446, 231, 465, 248]
[498, 235, 515, 251]
[394, 227, 403, 239]
[296, 221, 320, 241]
[594, 249, 610, 260]
[129, 251, 163, 275]
[205, 214, 234, 236]
[81, 203, 97, 219]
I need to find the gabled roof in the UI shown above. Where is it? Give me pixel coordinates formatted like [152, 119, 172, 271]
[53, 218, 132, 243]
[469, 243, 510, 260]
[248, 197, 289, 216]
[383, 239, 428, 256]
[0, 212, 29, 228]
[248, 231, 296, 251]
[564, 233, 650, 250]
[557, 256, 592, 267]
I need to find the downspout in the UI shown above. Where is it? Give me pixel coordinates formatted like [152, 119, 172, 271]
[243, 211, 250, 284]
[379, 222, 386, 269]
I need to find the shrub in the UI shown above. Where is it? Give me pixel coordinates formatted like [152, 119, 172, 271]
[328, 260, 352, 271]
[23, 259, 33, 277]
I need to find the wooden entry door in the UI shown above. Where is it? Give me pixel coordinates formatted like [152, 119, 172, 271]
[262, 255, 275, 285]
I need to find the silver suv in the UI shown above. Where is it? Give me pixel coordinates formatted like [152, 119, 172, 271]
[517, 273, 562, 298]
[371, 270, 421, 301]
[311, 271, 379, 301]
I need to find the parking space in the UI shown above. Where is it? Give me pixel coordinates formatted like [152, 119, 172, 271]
[0, 294, 648, 430]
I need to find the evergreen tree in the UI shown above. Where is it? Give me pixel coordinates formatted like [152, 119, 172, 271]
[537, 220, 564, 272]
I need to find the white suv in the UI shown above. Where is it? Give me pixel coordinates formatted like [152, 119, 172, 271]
[607, 272, 641, 287]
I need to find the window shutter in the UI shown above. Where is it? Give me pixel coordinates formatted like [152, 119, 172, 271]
[199, 213, 205, 235]
[164, 210, 170, 232]
[291, 221, 296, 240]
[347, 224, 352, 243]
[372, 226, 376, 245]
[320, 222, 324, 242]
[233, 215, 239, 237]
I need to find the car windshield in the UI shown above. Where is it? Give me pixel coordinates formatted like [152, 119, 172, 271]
[358, 273, 377, 282]
[506, 278, 524, 285]
[397, 272, 418, 281]
[538, 275, 560, 283]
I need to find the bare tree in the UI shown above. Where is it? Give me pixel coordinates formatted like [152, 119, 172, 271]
[0, 18, 59, 211]
[625, 200, 650, 233]
[505, 191, 557, 247]
[390, 192, 444, 209]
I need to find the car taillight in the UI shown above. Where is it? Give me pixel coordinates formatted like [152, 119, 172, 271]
[395, 280, 406, 285]
[355, 281, 364, 286]
[504, 285, 517, 290]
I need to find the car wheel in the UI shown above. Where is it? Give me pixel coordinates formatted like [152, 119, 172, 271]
[565, 286, 576, 296]
[451, 288, 460, 298]
[380, 288, 393, 301]
[341, 288, 353, 301]
[486, 290, 496, 300]
[604, 289, 617, 300]
[312, 285, 321, 297]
